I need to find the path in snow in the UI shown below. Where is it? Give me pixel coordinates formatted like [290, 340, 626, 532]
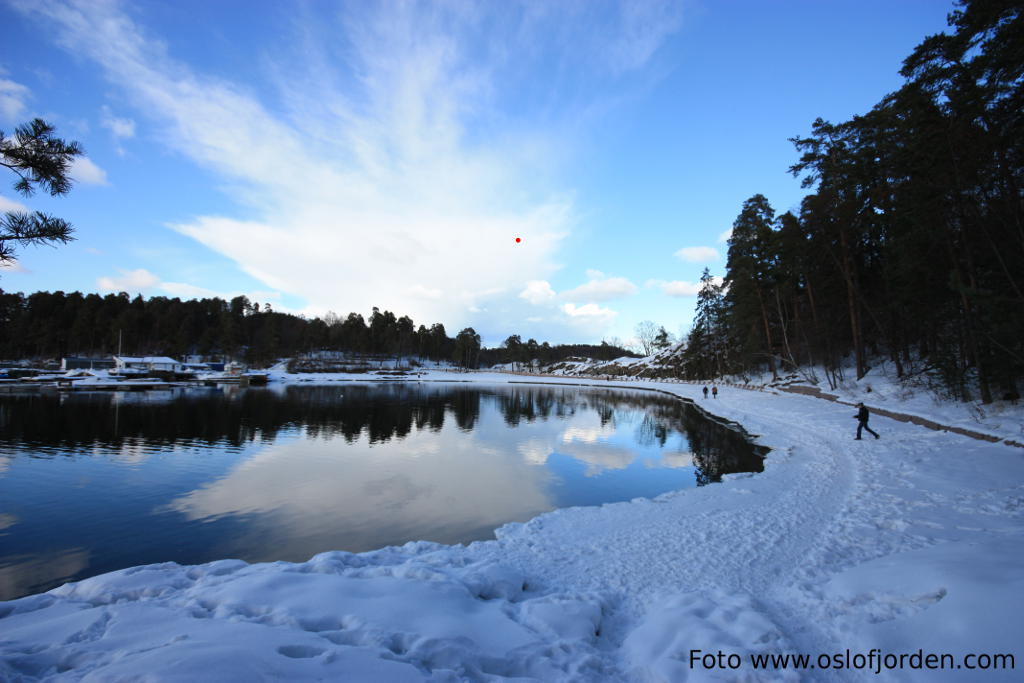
[776, 384, 1024, 449]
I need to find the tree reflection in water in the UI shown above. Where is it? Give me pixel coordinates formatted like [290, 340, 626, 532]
[1, 384, 764, 484]
[0, 384, 767, 600]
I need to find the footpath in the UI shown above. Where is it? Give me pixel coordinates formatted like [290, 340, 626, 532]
[485, 368, 1024, 449]
[775, 384, 1024, 449]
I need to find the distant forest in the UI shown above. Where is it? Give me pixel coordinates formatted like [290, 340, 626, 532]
[682, 1, 1023, 403]
[0, 290, 635, 368]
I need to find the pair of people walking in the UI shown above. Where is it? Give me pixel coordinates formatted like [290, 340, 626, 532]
[854, 402, 880, 440]
[702, 385, 718, 399]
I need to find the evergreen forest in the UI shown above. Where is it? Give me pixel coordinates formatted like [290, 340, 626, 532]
[0, 290, 634, 369]
[682, 1, 1023, 403]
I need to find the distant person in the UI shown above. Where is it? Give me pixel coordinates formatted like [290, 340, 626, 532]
[712, 385, 718, 399]
[702, 386, 709, 398]
[854, 402, 880, 440]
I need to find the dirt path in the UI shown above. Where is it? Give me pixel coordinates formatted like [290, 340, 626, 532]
[775, 384, 1024, 449]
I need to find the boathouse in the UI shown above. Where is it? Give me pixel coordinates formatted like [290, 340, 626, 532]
[61, 357, 116, 371]
[113, 356, 185, 374]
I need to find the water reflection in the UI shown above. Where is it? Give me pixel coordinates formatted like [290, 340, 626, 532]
[0, 384, 765, 600]
[162, 434, 554, 562]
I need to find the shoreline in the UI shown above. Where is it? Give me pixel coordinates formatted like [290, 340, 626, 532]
[3, 372, 1022, 680]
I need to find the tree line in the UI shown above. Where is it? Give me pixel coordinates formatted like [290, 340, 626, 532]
[682, 0, 1023, 402]
[0, 289, 633, 369]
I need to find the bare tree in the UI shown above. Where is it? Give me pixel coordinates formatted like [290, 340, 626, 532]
[635, 320, 658, 356]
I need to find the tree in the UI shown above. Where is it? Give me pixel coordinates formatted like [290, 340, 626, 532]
[700, 0, 1024, 400]
[635, 320, 658, 356]
[502, 334, 523, 369]
[453, 328, 481, 368]
[1, 119, 83, 265]
[724, 194, 780, 380]
[684, 268, 729, 379]
[653, 326, 673, 351]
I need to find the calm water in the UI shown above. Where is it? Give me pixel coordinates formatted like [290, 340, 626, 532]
[0, 383, 765, 600]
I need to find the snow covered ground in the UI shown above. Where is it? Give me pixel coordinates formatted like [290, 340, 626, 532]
[539, 353, 1024, 446]
[2, 372, 1022, 681]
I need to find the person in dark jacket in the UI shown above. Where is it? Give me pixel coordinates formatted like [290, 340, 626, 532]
[702, 386, 709, 398]
[854, 402, 880, 440]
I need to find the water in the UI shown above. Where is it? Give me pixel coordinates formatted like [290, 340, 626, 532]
[0, 383, 765, 600]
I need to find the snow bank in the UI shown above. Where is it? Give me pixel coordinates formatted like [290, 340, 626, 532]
[2, 375, 1022, 681]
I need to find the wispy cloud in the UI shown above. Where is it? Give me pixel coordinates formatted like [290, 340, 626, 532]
[674, 246, 719, 263]
[0, 195, 30, 213]
[97, 265, 281, 303]
[17, 0, 681, 338]
[647, 276, 723, 298]
[96, 267, 160, 293]
[560, 269, 638, 302]
[70, 156, 108, 185]
[100, 105, 135, 139]
[0, 75, 30, 122]
[608, 0, 685, 73]
[100, 104, 135, 155]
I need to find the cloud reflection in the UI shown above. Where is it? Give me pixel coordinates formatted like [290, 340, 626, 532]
[163, 429, 555, 559]
[0, 548, 90, 601]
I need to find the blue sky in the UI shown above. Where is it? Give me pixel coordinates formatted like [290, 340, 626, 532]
[0, 0, 952, 347]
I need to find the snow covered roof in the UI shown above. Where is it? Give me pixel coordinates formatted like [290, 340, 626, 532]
[114, 356, 180, 364]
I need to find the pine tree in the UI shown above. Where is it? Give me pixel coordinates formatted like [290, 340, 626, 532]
[724, 194, 779, 379]
[1, 119, 83, 265]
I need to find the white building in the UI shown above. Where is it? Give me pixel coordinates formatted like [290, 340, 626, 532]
[113, 356, 184, 374]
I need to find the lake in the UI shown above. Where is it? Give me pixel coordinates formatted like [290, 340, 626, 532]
[0, 383, 766, 600]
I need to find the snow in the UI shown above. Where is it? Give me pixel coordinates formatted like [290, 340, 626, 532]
[2, 372, 1022, 681]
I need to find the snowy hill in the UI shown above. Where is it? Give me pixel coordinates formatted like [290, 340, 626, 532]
[538, 343, 687, 380]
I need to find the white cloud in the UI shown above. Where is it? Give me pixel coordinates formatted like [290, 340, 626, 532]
[561, 272, 638, 302]
[717, 228, 732, 243]
[96, 268, 160, 293]
[100, 105, 135, 139]
[97, 266, 284, 303]
[409, 284, 443, 300]
[660, 280, 700, 297]
[158, 281, 221, 299]
[647, 276, 724, 298]
[561, 302, 617, 325]
[15, 0, 680, 339]
[0, 260, 30, 273]
[0, 195, 29, 213]
[608, 0, 685, 73]
[519, 280, 556, 305]
[70, 156, 108, 185]
[674, 246, 719, 263]
[0, 77, 29, 121]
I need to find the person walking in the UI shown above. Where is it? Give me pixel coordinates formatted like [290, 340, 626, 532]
[712, 385, 718, 399]
[854, 402, 880, 440]
[702, 386, 709, 399]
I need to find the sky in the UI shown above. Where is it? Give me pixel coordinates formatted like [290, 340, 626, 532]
[0, 0, 954, 348]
